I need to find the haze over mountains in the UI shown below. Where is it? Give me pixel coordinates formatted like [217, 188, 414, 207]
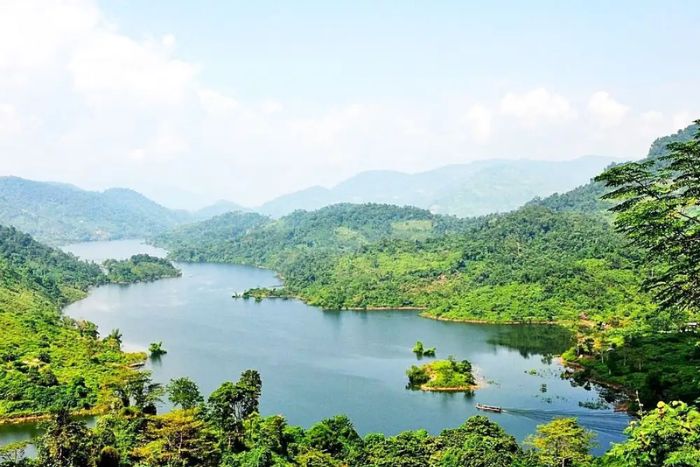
[0, 177, 246, 244]
[0, 155, 628, 244]
[257, 156, 618, 218]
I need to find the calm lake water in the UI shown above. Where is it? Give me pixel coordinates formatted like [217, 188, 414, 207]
[1, 240, 630, 454]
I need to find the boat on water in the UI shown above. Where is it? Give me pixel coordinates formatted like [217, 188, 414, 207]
[475, 403, 503, 413]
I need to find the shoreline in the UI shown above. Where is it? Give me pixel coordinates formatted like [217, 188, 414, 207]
[558, 357, 636, 399]
[420, 313, 562, 326]
[0, 408, 104, 426]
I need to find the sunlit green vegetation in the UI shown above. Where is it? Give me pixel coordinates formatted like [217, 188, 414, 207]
[564, 332, 700, 408]
[148, 342, 167, 357]
[4, 372, 697, 466]
[0, 226, 144, 420]
[407, 357, 475, 391]
[103, 254, 181, 283]
[155, 203, 469, 266]
[412, 341, 436, 357]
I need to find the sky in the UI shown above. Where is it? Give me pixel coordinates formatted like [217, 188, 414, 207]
[0, 1, 698, 209]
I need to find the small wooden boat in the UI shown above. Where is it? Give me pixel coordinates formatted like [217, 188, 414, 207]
[475, 403, 503, 413]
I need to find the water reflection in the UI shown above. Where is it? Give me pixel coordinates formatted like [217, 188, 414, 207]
[486, 325, 574, 358]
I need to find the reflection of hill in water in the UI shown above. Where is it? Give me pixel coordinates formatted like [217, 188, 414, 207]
[487, 325, 574, 358]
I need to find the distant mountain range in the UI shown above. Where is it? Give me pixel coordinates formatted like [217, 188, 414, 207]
[0, 151, 666, 244]
[256, 156, 620, 218]
[0, 177, 191, 243]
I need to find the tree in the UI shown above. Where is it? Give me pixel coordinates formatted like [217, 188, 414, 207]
[96, 447, 120, 467]
[167, 377, 204, 410]
[413, 341, 424, 354]
[601, 401, 700, 466]
[131, 410, 219, 467]
[304, 415, 363, 460]
[110, 372, 163, 414]
[149, 341, 167, 357]
[36, 409, 95, 467]
[438, 416, 523, 467]
[595, 121, 700, 319]
[525, 418, 594, 467]
[207, 370, 262, 451]
[106, 329, 122, 348]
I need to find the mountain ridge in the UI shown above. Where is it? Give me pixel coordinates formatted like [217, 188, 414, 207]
[257, 155, 620, 218]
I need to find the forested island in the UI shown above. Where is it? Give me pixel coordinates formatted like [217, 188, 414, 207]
[103, 254, 181, 284]
[407, 357, 476, 392]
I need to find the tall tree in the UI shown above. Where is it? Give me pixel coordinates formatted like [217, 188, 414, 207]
[525, 418, 594, 467]
[595, 121, 700, 322]
[167, 377, 204, 410]
[207, 370, 262, 451]
[36, 409, 95, 467]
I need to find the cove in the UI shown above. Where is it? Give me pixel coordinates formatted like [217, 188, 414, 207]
[1, 240, 630, 454]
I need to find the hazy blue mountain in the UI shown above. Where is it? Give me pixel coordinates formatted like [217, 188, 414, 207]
[256, 186, 336, 218]
[0, 177, 189, 244]
[258, 156, 619, 218]
[192, 200, 250, 221]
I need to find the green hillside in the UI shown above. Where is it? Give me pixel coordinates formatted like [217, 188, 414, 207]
[0, 178, 189, 244]
[0, 226, 144, 420]
[156, 203, 469, 269]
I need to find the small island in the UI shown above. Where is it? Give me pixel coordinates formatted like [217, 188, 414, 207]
[103, 254, 181, 284]
[406, 357, 476, 392]
[234, 287, 292, 301]
[149, 341, 167, 357]
[412, 340, 436, 357]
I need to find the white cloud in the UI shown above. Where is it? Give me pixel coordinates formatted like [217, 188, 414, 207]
[0, 1, 696, 207]
[462, 105, 492, 143]
[0, 104, 22, 138]
[500, 88, 577, 125]
[588, 91, 628, 127]
[161, 34, 176, 48]
[68, 30, 196, 107]
[0, 0, 99, 72]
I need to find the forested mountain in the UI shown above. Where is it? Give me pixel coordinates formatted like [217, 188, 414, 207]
[0, 226, 143, 419]
[155, 203, 470, 267]
[0, 177, 193, 244]
[0, 177, 255, 244]
[258, 156, 618, 217]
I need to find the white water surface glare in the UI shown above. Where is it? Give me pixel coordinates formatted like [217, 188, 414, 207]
[1, 240, 631, 454]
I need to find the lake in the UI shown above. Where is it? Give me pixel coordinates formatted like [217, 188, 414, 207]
[1, 240, 630, 454]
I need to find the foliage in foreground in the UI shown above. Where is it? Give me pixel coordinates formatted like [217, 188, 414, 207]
[595, 120, 700, 319]
[3, 373, 698, 467]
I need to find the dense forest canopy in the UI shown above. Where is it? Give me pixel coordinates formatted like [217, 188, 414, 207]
[0, 226, 181, 420]
[103, 254, 181, 284]
[0, 226, 144, 419]
[3, 372, 698, 466]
